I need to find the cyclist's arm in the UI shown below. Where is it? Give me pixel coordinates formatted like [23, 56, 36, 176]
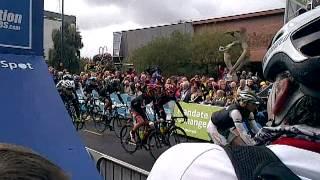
[116, 92, 125, 104]
[56, 80, 63, 88]
[230, 110, 255, 145]
[248, 112, 261, 134]
[174, 99, 186, 117]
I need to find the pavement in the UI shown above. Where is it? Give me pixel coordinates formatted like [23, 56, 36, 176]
[78, 121, 166, 172]
[78, 121, 207, 172]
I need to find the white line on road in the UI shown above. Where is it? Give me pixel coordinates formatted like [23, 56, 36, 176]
[83, 130, 103, 136]
[86, 147, 150, 175]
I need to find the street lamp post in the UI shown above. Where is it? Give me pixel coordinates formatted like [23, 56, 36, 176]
[60, 0, 64, 67]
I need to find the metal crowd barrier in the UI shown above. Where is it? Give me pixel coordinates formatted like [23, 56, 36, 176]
[86, 148, 149, 180]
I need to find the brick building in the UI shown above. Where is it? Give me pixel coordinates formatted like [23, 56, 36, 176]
[115, 8, 285, 64]
[193, 8, 284, 62]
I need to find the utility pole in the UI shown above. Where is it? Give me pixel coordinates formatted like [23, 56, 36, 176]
[60, 0, 64, 66]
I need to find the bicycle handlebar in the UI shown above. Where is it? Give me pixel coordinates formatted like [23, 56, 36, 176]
[171, 116, 188, 123]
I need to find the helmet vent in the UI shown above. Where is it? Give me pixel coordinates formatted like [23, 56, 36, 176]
[292, 17, 320, 40]
[300, 39, 320, 57]
[292, 17, 320, 57]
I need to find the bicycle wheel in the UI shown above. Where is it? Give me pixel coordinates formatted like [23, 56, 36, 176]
[67, 103, 79, 129]
[120, 125, 137, 153]
[148, 131, 168, 160]
[168, 127, 188, 146]
[76, 121, 84, 130]
[80, 103, 90, 122]
[93, 106, 107, 133]
[113, 116, 128, 138]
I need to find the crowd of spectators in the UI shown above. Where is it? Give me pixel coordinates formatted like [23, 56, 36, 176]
[49, 61, 271, 108]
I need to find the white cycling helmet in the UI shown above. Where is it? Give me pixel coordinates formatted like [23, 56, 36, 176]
[262, 7, 320, 98]
[63, 80, 75, 89]
[63, 74, 73, 80]
[57, 71, 63, 76]
[238, 90, 260, 104]
[89, 77, 97, 81]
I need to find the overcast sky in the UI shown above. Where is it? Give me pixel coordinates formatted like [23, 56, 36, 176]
[44, 0, 286, 58]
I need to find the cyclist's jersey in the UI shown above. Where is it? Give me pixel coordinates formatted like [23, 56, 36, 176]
[155, 95, 186, 120]
[211, 104, 251, 132]
[131, 94, 155, 118]
[154, 95, 176, 119]
[84, 81, 99, 94]
[156, 95, 176, 107]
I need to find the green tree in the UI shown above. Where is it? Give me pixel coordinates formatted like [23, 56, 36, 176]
[48, 23, 83, 73]
[128, 30, 242, 77]
[129, 31, 192, 76]
[191, 31, 241, 75]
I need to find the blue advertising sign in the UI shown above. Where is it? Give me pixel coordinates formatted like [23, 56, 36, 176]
[0, 0, 32, 49]
[0, 0, 100, 179]
[0, 0, 43, 56]
[0, 53, 100, 180]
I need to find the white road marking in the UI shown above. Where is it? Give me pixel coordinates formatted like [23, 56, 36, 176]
[86, 147, 150, 175]
[83, 130, 103, 136]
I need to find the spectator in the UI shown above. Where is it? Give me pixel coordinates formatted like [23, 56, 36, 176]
[240, 70, 247, 79]
[134, 83, 143, 96]
[180, 81, 191, 102]
[123, 80, 133, 95]
[260, 81, 268, 91]
[246, 78, 259, 93]
[229, 81, 238, 98]
[0, 143, 69, 180]
[217, 80, 231, 96]
[237, 79, 247, 95]
[212, 90, 226, 107]
[190, 85, 203, 103]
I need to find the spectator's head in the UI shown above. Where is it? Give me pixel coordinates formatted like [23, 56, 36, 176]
[104, 71, 110, 76]
[133, 76, 139, 83]
[218, 80, 226, 90]
[165, 78, 172, 85]
[0, 143, 69, 180]
[241, 71, 246, 76]
[239, 79, 246, 88]
[208, 77, 214, 82]
[124, 80, 130, 86]
[165, 84, 176, 97]
[262, 7, 320, 127]
[246, 79, 254, 87]
[181, 77, 188, 82]
[191, 85, 198, 94]
[230, 81, 237, 89]
[260, 81, 268, 90]
[140, 74, 147, 82]
[201, 76, 207, 83]
[182, 81, 190, 90]
[135, 83, 141, 89]
[115, 71, 120, 77]
[216, 90, 225, 98]
[207, 78, 215, 87]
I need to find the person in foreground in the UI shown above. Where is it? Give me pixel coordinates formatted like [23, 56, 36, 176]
[207, 90, 261, 146]
[0, 143, 69, 180]
[148, 7, 320, 180]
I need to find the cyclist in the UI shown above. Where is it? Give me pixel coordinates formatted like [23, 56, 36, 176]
[84, 76, 99, 96]
[148, 8, 320, 180]
[129, 84, 158, 142]
[207, 90, 261, 146]
[56, 74, 81, 121]
[154, 84, 187, 122]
